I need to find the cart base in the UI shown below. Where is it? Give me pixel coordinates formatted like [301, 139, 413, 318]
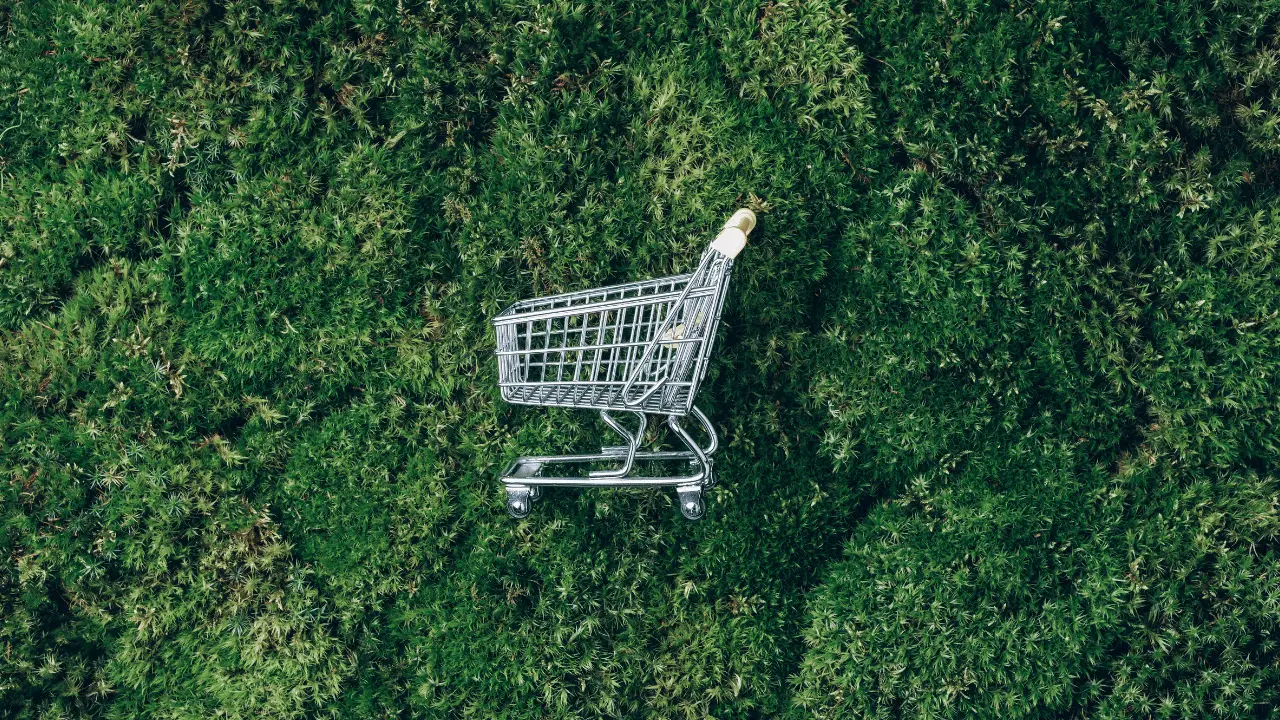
[500, 408, 718, 520]
[501, 451, 712, 521]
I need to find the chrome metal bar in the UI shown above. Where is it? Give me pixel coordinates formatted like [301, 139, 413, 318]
[507, 449, 697, 465]
[690, 405, 718, 456]
[589, 409, 646, 478]
[668, 412, 712, 487]
[498, 445, 708, 487]
[493, 284, 718, 325]
[494, 335, 702, 356]
[493, 273, 694, 321]
[503, 475, 703, 488]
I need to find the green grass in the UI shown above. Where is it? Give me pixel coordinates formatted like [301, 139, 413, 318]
[2, 1, 1279, 718]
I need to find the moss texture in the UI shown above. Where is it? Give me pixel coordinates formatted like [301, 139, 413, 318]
[3, 1, 1279, 717]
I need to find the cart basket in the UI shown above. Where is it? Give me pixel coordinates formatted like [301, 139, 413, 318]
[492, 209, 755, 520]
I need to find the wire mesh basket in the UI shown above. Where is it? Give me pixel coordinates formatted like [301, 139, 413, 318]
[493, 209, 755, 519]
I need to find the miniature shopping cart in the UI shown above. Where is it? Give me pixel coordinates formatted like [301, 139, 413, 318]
[493, 209, 756, 520]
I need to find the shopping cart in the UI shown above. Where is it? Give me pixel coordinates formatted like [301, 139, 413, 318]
[493, 209, 756, 520]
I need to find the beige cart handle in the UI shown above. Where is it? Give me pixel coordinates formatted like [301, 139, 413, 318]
[710, 208, 756, 259]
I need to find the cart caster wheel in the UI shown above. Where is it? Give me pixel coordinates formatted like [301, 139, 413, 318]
[680, 496, 705, 521]
[676, 485, 704, 521]
[506, 486, 533, 518]
[508, 497, 530, 518]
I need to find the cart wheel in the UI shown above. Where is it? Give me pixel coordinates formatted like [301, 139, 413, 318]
[506, 486, 533, 518]
[507, 496, 531, 518]
[676, 486, 704, 521]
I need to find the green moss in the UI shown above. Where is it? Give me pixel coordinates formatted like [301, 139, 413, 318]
[2, 0, 1279, 718]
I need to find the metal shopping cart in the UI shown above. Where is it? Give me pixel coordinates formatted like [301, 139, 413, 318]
[493, 209, 756, 520]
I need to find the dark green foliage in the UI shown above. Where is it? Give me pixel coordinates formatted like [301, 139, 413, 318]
[2, 0, 1278, 718]
[792, 442, 1280, 718]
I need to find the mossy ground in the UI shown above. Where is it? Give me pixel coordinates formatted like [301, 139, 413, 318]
[3, 1, 1279, 718]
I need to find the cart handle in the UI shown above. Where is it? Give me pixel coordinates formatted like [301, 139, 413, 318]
[621, 209, 756, 408]
[710, 208, 755, 259]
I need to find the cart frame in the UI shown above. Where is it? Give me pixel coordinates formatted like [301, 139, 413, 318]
[492, 209, 755, 519]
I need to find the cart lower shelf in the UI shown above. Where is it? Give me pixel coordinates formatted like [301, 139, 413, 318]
[501, 447, 715, 520]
